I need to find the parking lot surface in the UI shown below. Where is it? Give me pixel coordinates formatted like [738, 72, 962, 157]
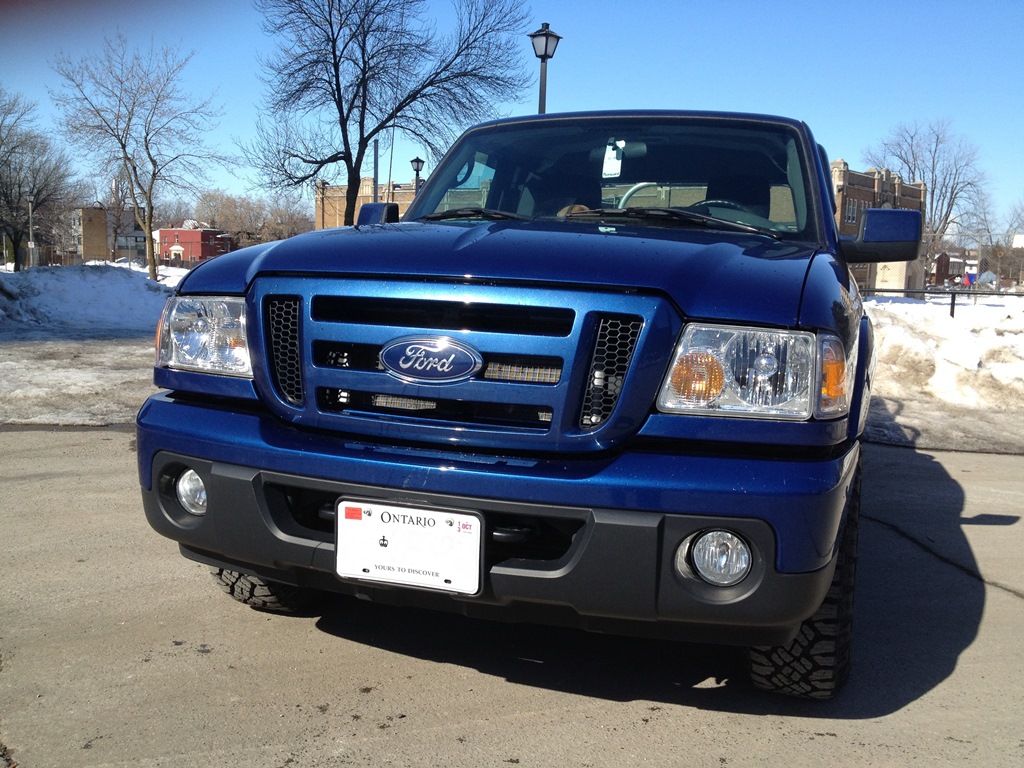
[1, 427, 1022, 767]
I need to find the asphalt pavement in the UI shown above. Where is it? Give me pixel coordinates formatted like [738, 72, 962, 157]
[1, 427, 1022, 767]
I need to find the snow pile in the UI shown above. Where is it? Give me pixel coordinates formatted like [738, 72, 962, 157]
[0, 264, 184, 426]
[866, 295, 1024, 412]
[0, 264, 175, 334]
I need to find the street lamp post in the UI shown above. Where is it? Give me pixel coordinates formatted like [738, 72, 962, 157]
[528, 22, 562, 114]
[26, 194, 35, 268]
[410, 156, 425, 194]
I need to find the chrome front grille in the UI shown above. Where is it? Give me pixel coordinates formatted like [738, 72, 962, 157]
[254, 278, 666, 452]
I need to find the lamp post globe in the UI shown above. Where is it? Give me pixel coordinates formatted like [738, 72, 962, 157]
[407, 156, 423, 195]
[410, 156, 425, 193]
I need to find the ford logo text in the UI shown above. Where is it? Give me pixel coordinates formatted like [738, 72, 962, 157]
[379, 336, 484, 383]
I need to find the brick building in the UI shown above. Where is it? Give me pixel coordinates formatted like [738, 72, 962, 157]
[68, 203, 148, 265]
[830, 160, 926, 289]
[76, 204, 110, 262]
[314, 178, 419, 229]
[153, 226, 234, 267]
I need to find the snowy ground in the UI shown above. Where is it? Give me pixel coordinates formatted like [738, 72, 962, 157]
[863, 292, 1024, 453]
[1, 263, 1023, 454]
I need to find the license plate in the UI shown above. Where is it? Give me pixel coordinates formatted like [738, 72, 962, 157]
[335, 500, 482, 595]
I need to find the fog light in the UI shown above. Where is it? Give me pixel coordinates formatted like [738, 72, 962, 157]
[176, 469, 208, 516]
[685, 530, 751, 586]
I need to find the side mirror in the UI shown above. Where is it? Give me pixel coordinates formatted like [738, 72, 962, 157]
[839, 208, 922, 263]
[356, 202, 400, 227]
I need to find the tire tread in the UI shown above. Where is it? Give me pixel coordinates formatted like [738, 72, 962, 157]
[212, 568, 317, 613]
[747, 460, 861, 699]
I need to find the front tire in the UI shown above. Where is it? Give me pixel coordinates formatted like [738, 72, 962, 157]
[212, 568, 318, 613]
[746, 460, 861, 699]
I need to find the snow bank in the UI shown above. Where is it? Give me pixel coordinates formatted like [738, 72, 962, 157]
[0, 264, 174, 334]
[865, 295, 1024, 412]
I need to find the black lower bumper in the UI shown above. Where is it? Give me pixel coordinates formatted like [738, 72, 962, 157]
[143, 450, 838, 646]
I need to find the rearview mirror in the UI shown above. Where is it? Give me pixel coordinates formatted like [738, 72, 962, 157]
[839, 208, 922, 263]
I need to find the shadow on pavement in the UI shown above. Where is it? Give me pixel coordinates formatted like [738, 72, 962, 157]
[313, 407, 983, 718]
[841, 442, 980, 717]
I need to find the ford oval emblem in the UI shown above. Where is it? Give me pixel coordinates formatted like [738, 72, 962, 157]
[379, 336, 484, 383]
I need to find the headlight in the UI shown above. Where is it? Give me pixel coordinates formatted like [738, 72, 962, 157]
[156, 296, 252, 377]
[657, 324, 850, 420]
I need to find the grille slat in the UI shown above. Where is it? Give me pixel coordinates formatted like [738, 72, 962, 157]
[313, 341, 562, 385]
[318, 388, 553, 429]
[312, 296, 575, 336]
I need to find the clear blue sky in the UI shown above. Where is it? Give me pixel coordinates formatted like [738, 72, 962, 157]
[3, 0, 1022, 223]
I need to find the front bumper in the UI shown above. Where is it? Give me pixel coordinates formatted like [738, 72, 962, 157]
[138, 393, 858, 645]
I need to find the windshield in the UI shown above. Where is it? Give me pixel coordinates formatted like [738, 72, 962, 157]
[405, 115, 817, 241]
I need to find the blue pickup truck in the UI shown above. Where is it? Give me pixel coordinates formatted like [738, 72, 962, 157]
[137, 111, 920, 698]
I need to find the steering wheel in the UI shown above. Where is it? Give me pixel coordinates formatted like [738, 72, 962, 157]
[617, 182, 658, 208]
[689, 199, 758, 215]
[454, 159, 475, 187]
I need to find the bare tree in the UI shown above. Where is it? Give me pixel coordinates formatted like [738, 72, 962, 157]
[1009, 199, 1024, 240]
[0, 86, 82, 271]
[864, 120, 984, 271]
[0, 85, 35, 170]
[246, 0, 530, 225]
[51, 33, 226, 280]
[194, 189, 313, 248]
[195, 190, 265, 246]
[194, 190, 235, 230]
[103, 171, 139, 261]
[1, 85, 37, 270]
[153, 197, 196, 230]
[263, 192, 314, 241]
[956, 188, 1012, 286]
[1009, 201, 1024, 287]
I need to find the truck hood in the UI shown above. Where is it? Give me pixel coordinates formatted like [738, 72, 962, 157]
[180, 220, 820, 326]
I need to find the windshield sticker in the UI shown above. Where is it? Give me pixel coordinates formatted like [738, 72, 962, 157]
[602, 140, 626, 179]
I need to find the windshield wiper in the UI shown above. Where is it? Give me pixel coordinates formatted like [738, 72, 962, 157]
[563, 207, 783, 240]
[418, 207, 532, 222]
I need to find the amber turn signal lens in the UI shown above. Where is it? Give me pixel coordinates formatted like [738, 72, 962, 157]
[669, 351, 725, 404]
[820, 358, 846, 400]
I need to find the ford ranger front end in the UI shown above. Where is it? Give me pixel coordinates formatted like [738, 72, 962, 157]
[138, 111, 920, 698]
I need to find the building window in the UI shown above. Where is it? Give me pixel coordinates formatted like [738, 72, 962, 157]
[845, 199, 857, 224]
